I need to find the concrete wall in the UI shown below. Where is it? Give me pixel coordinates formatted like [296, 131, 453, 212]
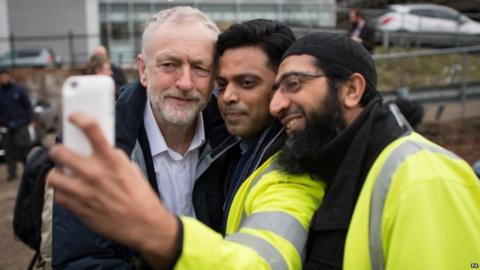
[7, 0, 100, 65]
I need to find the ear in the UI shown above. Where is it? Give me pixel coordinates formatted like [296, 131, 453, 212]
[341, 73, 366, 109]
[136, 54, 147, 87]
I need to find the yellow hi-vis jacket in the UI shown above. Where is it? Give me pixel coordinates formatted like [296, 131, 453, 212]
[344, 132, 480, 270]
[175, 153, 325, 270]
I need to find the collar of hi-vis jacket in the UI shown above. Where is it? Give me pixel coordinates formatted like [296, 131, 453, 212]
[305, 96, 406, 268]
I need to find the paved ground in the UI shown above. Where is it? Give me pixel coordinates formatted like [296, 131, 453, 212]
[0, 164, 35, 270]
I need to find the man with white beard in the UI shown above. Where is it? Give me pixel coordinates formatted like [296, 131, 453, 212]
[49, 6, 232, 269]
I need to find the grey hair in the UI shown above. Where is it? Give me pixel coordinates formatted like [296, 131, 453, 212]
[141, 6, 220, 58]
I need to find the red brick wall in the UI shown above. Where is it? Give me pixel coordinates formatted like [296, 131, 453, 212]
[420, 117, 480, 165]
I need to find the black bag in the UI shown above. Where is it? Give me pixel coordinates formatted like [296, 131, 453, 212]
[13, 146, 54, 251]
[11, 125, 32, 161]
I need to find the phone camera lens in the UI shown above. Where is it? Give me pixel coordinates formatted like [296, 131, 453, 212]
[71, 81, 77, 88]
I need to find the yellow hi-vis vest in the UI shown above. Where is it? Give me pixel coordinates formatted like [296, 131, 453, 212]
[344, 132, 480, 270]
[176, 153, 325, 270]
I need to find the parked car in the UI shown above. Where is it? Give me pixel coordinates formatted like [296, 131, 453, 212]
[0, 47, 62, 68]
[376, 4, 480, 47]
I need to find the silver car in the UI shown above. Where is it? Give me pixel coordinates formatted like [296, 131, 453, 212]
[376, 4, 480, 47]
[0, 47, 62, 68]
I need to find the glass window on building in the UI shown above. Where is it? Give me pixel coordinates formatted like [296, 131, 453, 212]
[100, 21, 109, 50]
[111, 22, 129, 40]
[99, 3, 109, 50]
[111, 3, 128, 13]
[133, 3, 151, 28]
[99, 3, 107, 17]
[199, 3, 235, 24]
[133, 3, 150, 13]
[283, 3, 302, 26]
[109, 3, 129, 40]
[155, 3, 189, 11]
[134, 21, 143, 57]
[240, 3, 277, 21]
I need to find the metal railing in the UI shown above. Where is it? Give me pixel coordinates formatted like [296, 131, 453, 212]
[374, 45, 480, 118]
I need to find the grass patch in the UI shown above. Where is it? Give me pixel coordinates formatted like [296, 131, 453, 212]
[374, 46, 480, 92]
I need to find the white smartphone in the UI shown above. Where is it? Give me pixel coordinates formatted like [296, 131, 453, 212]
[62, 75, 115, 157]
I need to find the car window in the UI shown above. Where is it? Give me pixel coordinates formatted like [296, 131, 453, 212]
[431, 9, 459, 21]
[410, 9, 436, 18]
[16, 50, 42, 58]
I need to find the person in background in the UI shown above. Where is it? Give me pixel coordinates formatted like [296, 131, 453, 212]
[391, 97, 424, 129]
[84, 53, 113, 76]
[0, 69, 32, 180]
[92, 45, 127, 98]
[348, 8, 375, 53]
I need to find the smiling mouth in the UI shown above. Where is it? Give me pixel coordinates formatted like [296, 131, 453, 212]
[281, 115, 304, 134]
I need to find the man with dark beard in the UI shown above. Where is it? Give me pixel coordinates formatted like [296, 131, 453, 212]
[270, 32, 480, 269]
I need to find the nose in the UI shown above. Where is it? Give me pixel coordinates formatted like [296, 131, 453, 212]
[175, 65, 194, 91]
[269, 90, 290, 118]
[220, 84, 238, 105]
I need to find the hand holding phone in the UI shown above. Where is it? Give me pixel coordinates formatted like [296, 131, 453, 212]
[62, 75, 115, 157]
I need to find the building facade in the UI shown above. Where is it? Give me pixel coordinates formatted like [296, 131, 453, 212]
[1, 0, 336, 66]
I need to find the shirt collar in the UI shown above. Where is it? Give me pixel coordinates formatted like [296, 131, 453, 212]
[144, 99, 205, 157]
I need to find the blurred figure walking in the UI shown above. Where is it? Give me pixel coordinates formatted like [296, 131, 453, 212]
[348, 8, 375, 53]
[91, 45, 127, 99]
[0, 69, 33, 180]
[84, 53, 113, 76]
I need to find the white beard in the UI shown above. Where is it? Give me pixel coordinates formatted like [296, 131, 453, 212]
[148, 87, 207, 126]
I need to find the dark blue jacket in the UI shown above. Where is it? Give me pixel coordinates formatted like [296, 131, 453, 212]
[52, 81, 234, 269]
[0, 81, 32, 129]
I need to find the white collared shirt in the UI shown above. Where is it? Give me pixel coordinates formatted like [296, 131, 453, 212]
[144, 100, 205, 217]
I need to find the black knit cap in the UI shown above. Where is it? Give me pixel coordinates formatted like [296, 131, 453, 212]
[281, 32, 377, 97]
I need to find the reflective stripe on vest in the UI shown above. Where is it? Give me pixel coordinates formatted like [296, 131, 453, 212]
[369, 140, 460, 270]
[239, 162, 279, 224]
[242, 211, 308, 261]
[225, 160, 307, 269]
[226, 232, 289, 270]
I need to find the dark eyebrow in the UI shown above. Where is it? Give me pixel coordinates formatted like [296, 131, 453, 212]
[233, 73, 261, 82]
[273, 71, 300, 89]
